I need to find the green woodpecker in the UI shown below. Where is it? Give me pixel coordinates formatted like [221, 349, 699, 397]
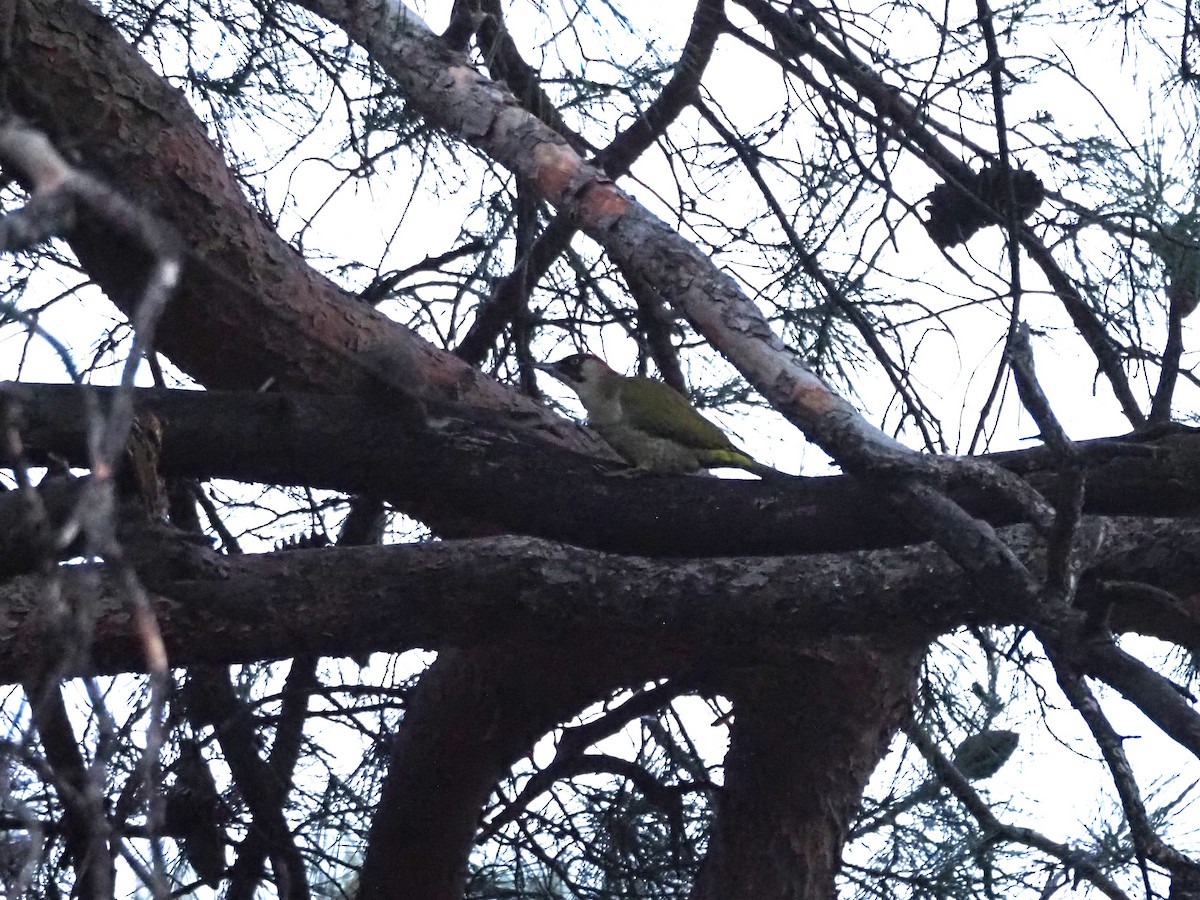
[536, 353, 784, 478]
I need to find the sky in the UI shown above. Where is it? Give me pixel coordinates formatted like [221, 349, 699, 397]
[2, 0, 1199, 896]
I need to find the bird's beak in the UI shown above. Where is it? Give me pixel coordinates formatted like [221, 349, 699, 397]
[533, 362, 561, 380]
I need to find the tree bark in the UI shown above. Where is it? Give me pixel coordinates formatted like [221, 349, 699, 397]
[692, 642, 923, 900]
[358, 648, 655, 899]
[0, 522, 1198, 682]
[7, 383, 1200, 561]
[1, 0, 589, 433]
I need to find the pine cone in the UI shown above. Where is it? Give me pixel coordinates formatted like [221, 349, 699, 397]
[925, 165, 1044, 247]
[951, 729, 1019, 781]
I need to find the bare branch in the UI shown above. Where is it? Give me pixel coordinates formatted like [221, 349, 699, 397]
[455, 0, 726, 363]
[1079, 640, 1200, 760]
[1049, 647, 1200, 889]
[903, 722, 1133, 900]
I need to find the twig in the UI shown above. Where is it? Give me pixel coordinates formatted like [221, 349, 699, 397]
[480, 681, 686, 841]
[1048, 646, 1200, 893]
[903, 721, 1132, 900]
[1006, 323, 1092, 602]
[0, 113, 184, 896]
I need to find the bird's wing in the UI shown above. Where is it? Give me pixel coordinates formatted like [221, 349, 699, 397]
[622, 377, 742, 452]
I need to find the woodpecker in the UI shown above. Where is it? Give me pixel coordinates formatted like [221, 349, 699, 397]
[535, 353, 785, 478]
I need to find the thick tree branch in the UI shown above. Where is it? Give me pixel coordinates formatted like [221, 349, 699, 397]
[359, 647, 653, 900]
[2, 0, 587, 444]
[691, 645, 922, 900]
[455, 0, 725, 363]
[0, 519, 1196, 683]
[8, 384, 1200, 562]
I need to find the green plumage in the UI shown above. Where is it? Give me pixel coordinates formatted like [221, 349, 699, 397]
[617, 377, 752, 458]
[536, 353, 786, 478]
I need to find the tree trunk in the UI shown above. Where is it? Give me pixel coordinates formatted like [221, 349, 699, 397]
[359, 646, 657, 899]
[692, 640, 923, 900]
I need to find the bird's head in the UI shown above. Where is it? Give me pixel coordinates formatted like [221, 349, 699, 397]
[535, 353, 619, 398]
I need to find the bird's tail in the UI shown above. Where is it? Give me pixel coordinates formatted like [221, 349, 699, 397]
[704, 449, 793, 480]
[741, 458, 793, 480]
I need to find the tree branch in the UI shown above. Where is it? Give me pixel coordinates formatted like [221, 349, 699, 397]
[454, 0, 726, 363]
[0, 519, 1194, 683]
[1078, 640, 1200, 760]
[7, 384, 1200, 561]
[1048, 647, 1200, 890]
[24, 683, 115, 899]
[183, 667, 310, 900]
[358, 647, 651, 899]
[903, 722, 1132, 900]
